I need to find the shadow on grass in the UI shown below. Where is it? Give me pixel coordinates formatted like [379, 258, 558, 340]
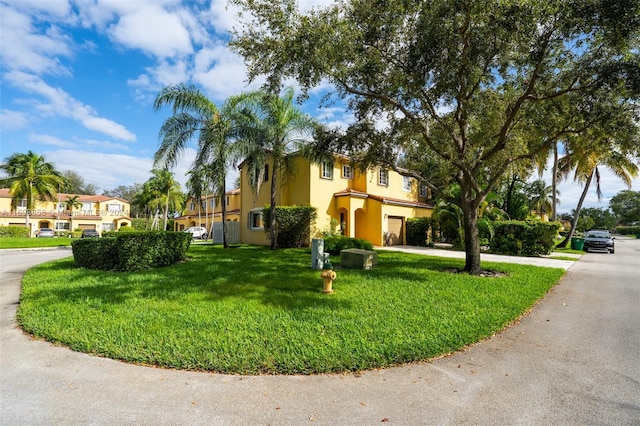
[26, 245, 354, 311]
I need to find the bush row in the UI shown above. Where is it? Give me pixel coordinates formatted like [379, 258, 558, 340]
[406, 217, 432, 246]
[71, 232, 191, 271]
[263, 205, 317, 248]
[490, 221, 561, 256]
[323, 236, 374, 255]
[0, 226, 29, 238]
[616, 226, 640, 236]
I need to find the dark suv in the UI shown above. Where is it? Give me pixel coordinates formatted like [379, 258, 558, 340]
[81, 229, 100, 238]
[583, 230, 614, 253]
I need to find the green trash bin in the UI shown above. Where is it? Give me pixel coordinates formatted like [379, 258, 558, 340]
[571, 237, 585, 251]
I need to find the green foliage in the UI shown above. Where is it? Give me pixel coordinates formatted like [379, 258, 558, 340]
[71, 232, 191, 272]
[131, 218, 151, 230]
[406, 217, 431, 246]
[262, 205, 317, 248]
[616, 226, 640, 236]
[579, 207, 616, 230]
[71, 238, 119, 270]
[323, 235, 373, 255]
[490, 221, 561, 256]
[18, 246, 565, 374]
[609, 190, 640, 225]
[576, 215, 595, 232]
[0, 237, 72, 249]
[0, 226, 29, 238]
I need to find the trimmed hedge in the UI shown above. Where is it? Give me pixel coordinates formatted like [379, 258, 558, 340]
[0, 226, 29, 238]
[323, 236, 374, 255]
[617, 226, 640, 236]
[490, 220, 561, 256]
[263, 205, 317, 248]
[406, 217, 431, 246]
[71, 232, 191, 271]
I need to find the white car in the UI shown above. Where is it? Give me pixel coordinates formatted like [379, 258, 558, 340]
[183, 226, 208, 240]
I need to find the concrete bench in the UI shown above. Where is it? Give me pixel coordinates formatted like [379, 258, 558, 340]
[340, 248, 378, 270]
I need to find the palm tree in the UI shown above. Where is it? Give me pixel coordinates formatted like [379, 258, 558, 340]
[64, 195, 82, 231]
[527, 180, 558, 220]
[558, 145, 638, 248]
[0, 151, 65, 236]
[153, 84, 242, 247]
[233, 87, 316, 250]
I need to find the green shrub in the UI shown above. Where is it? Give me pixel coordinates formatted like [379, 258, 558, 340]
[0, 226, 29, 238]
[71, 238, 119, 270]
[490, 220, 560, 256]
[617, 226, 640, 236]
[323, 236, 374, 255]
[263, 205, 317, 248]
[406, 217, 431, 246]
[71, 232, 191, 271]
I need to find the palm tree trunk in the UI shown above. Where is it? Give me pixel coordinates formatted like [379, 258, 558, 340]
[269, 163, 277, 250]
[559, 169, 593, 248]
[163, 189, 170, 231]
[221, 181, 228, 248]
[551, 143, 558, 222]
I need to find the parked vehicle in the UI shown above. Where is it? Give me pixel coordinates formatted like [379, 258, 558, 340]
[183, 226, 208, 240]
[583, 230, 615, 254]
[35, 228, 54, 238]
[81, 229, 100, 238]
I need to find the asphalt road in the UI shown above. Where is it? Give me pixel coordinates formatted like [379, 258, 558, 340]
[1, 241, 639, 425]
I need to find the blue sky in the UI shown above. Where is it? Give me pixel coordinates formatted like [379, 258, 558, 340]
[1, 0, 637, 214]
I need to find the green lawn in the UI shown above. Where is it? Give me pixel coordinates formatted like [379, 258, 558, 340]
[18, 245, 565, 374]
[0, 237, 73, 249]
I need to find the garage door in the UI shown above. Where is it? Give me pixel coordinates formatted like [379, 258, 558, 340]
[78, 224, 96, 230]
[387, 216, 404, 246]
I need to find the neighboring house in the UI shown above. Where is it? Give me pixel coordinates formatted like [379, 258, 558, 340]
[173, 189, 241, 231]
[0, 188, 132, 236]
[239, 153, 433, 247]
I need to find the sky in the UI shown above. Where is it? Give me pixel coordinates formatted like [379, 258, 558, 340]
[1, 0, 637, 214]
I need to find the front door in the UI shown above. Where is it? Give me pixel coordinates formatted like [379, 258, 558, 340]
[387, 216, 404, 246]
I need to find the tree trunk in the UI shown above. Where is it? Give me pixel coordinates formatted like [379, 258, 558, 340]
[559, 170, 593, 248]
[269, 162, 277, 250]
[551, 142, 558, 222]
[163, 189, 170, 231]
[460, 196, 482, 274]
[221, 180, 228, 248]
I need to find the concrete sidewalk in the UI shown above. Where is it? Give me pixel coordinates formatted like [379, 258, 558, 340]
[379, 245, 578, 270]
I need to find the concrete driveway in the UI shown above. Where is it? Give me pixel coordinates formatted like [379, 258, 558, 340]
[1, 241, 638, 425]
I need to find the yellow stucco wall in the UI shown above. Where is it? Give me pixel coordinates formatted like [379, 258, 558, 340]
[174, 191, 241, 231]
[237, 155, 434, 247]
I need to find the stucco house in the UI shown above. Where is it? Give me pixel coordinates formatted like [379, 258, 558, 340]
[239, 153, 433, 247]
[173, 189, 241, 231]
[0, 188, 132, 236]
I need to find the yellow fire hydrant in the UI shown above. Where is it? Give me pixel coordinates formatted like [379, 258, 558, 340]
[321, 261, 337, 293]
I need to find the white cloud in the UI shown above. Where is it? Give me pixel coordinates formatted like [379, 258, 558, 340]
[203, 0, 241, 34]
[0, 4, 73, 76]
[0, 109, 29, 130]
[28, 133, 75, 149]
[7, 0, 72, 18]
[44, 150, 155, 191]
[106, 3, 193, 59]
[5, 71, 136, 142]
[193, 44, 259, 100]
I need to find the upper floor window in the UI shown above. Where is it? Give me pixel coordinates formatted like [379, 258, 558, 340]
[419, 185, 428, 198]
[378, 168, 389, 186]
[190, 202, 195, 211]
[226, 196, 230, 206]
[107, 203, 122, 212]
[210, 198, 216, 209]
[342, 164, 353, 179]
[57, 202, 65, 212]
[321, 161, 333, 179]
[264, 164, 269, 182]
[17, 199, 27, 209]
[81, 202, 92, 212]
[402, 176, 412, 192]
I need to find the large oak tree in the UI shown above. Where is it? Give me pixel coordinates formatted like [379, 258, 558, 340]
[231, 0, 640, 273]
